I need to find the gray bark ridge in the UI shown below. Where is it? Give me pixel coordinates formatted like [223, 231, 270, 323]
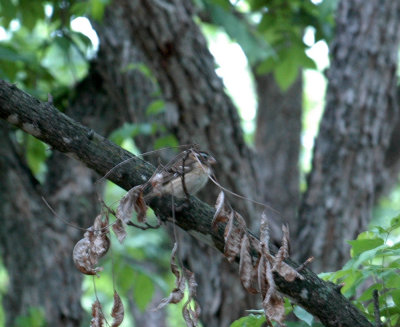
[0, 80, 373, 327]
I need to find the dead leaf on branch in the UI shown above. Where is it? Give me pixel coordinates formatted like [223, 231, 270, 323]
[212, 191, 228, 228]
[116, 185, 147, 224]
[73, 215, 110, 276]
[90, 300, 104, 327]
[154, 243, 185, 310]
[263, 292, 285, 327]
[112, 218, 127, 243]
[113, 185, 148, 242]
[239, 234, 258, 294]
[182, 269, 201, 327]
[111, 290, 124, 327]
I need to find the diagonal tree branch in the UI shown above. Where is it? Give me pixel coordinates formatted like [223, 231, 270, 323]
[0, 80, 373, 327]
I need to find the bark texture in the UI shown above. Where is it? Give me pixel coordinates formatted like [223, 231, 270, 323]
[0, 79, 374, 327]
[0, 123, 87, 326]
[297, 0, 400, 272]
[255, 73, 302, 230]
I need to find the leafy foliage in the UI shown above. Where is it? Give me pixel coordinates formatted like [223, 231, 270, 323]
[201, 0, 337, 90]
[321, 214, 400, 326]
[230, 314, 266, 327]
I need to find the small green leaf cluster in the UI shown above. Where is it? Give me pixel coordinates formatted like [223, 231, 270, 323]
[321, 214, 400, 326]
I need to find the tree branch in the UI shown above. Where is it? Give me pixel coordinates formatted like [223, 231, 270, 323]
[0, 80, 373, 327]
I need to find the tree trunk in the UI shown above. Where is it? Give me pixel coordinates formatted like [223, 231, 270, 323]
[255, 72, 302, 232]
[296, 0, 400, 272]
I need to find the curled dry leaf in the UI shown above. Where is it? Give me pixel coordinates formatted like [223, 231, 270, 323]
[116, 185, 147, 224]
[91, 215, 110, 258]
[263, 292, 286, 327]
[274, 261, 303, 282]
[274, 225, 290, 266]
[212, 191, 228, 229]
[111, 291, 124, 327]
[90, 300, 104, 327]
[154, 243, 185, 310]
[182, 269, 201, 327]
[73, 215, 110, 276]
[224, 210, 242, 262]
[73, 238, 102, 275]
[112, 219, 127, 243]
[260, 212, 270, 246]
[239, 234, 258, 294]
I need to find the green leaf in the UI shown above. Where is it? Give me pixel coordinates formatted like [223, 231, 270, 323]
[0, 0, 17, 28]
[0, 44, 34, 63]
[358, 284, 382, 302]
[351, 245, 387, 269]
[109, 123, 155, 145]
[230, 314, 266, 327]
[20, 0, 45, 30]
[256, 57, 278, 75]
[154, 135, 179, 150]
[293, 306, 313, 326]
[146, 100, 165, 116]
[90, 0, 110, 21]
[392, 289, 400, 307]
[390, 214, 400, 229]
[348, 238, 384, 257]
[273, 57, 299, 91]
[205, 0, 273, 65]
[26, 135, 48, 176]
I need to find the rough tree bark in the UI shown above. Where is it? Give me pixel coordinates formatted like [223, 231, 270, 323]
[0, 123, 88, 327]
[0, 79, 374, 327]
[297, 0, 400, 272]
[255, 73, 302, 230]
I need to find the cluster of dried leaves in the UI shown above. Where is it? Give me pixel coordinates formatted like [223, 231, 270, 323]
[154, 243, 200, 326]
[72, 148, 305, 327]
[213, 191, 304, 326]
[91, 291, 124, 327]
[72, 214, 125, 326]
[73, 179, 200, 326]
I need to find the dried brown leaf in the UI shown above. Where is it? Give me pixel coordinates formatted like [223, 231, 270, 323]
[112, 219, 127, 243]
[154, 242, 185, 310]
[263, 292, 286, 327]
[90, 300, 104, 327]
[73, 237, 103, 276]
[134, 188, 147, 223]
[275, 225, 290, 266]
[234, 211, 247, 229]
[224, 216, 242, 262]
[111, 291, 124, 327]
[275, 261, 304, 282]
[257, 254, 267, 297]
[170, 242, 181, 280]
[260, 212, 270, 246]
[117, 185, 147, 224]
[239, 234, 258, 294]
[182, 269, 201, 327]
[212, 191, 228, 229]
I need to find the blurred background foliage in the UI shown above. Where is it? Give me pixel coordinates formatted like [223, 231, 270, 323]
[0, 0, 399, 326]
